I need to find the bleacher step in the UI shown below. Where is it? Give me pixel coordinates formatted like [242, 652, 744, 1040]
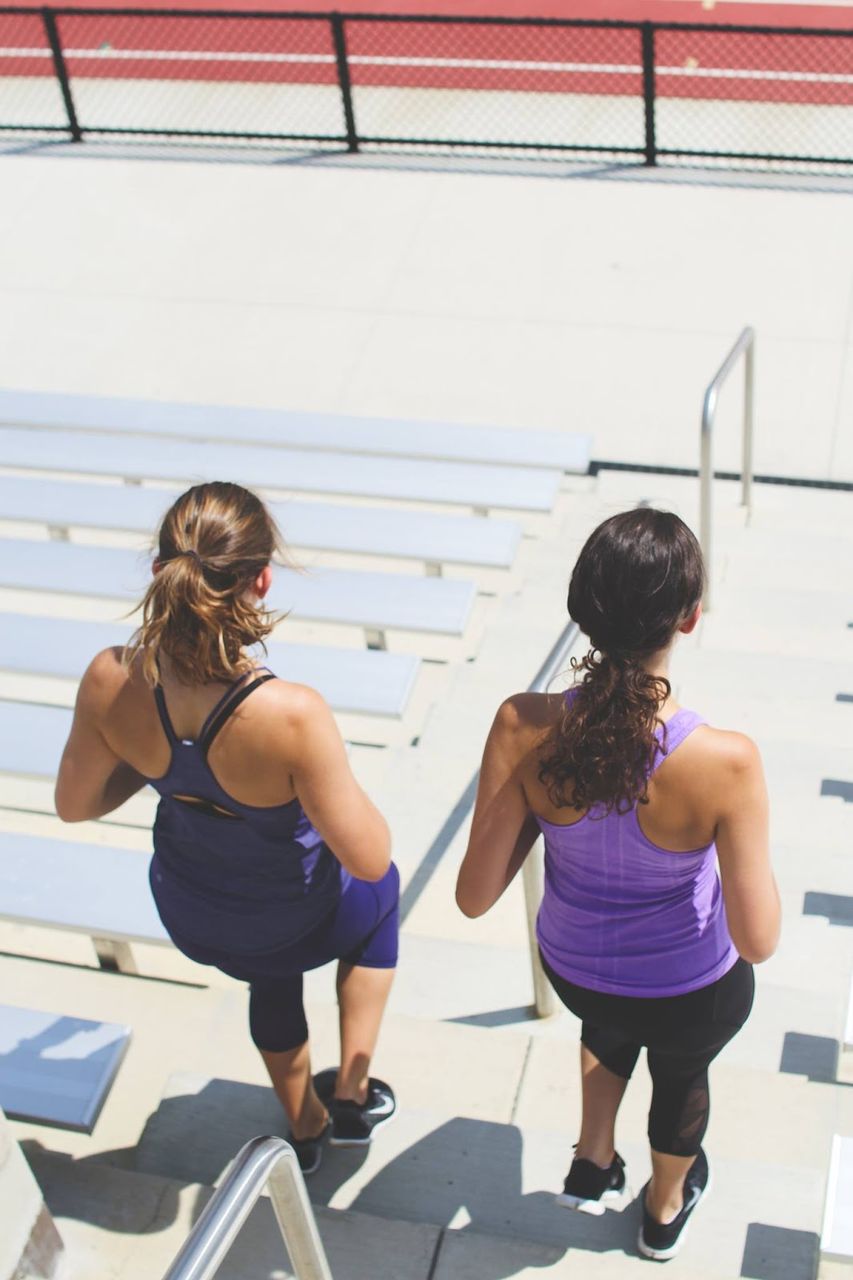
[127, 1071, 829, 1279]
[23, 1148, 440, 1280]
[25, 1142, 821, 1280]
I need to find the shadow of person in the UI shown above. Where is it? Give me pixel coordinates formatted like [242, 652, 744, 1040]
[318, 1115, 640, 1276]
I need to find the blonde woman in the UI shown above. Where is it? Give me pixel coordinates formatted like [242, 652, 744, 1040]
[56, 481, 399, 1173]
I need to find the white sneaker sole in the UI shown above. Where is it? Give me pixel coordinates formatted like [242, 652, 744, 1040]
[637, 1166, 713, 1261]
[556, 1187, 624, 1216]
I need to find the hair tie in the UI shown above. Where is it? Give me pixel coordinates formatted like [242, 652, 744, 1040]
[176, 549, 203, 567]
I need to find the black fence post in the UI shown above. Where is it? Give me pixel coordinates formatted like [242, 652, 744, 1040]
[42, 7, 82, 142]
[330, 12, 359, 153]
[641, 21, 657, 167]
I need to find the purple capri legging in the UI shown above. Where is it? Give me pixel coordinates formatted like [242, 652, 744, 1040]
[170, 864, 399, 1052]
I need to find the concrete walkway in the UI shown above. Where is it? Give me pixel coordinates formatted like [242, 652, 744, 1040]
[0, 146, 851, 481]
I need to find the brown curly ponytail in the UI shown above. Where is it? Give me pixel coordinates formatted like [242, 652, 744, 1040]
[538, 509, 705, 814]
[125, 482, 285, 687]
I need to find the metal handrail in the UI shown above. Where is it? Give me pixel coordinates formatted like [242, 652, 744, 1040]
[700, 326, 755, 610]
[161, 1136, 333, 1280]
[521, 619, 581, 1018]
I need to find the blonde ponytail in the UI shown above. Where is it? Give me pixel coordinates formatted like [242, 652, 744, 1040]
[125, 482, 285, 686]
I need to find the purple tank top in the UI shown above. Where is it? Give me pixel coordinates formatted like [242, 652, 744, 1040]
[535, 702, 737, 997]
[145, 669, 346, 957]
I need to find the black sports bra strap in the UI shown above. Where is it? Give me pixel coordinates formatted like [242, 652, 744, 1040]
[196, 671, 254, 743]
[201, 672, 276, 756]
[153, 685, 179, 745]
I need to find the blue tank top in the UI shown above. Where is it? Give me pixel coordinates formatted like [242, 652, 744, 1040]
[146, 669, 347, 956]
[535, 702, 737, 997]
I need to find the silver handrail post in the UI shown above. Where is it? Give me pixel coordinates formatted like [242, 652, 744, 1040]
[522, 841, 554, 1017]
[742, 334, 755, 517]
[699, 326, 755, 612]
[268, 1148, 332, 1279]
[162, 1137, 333, 1280]
[523, 618, 581, 1018]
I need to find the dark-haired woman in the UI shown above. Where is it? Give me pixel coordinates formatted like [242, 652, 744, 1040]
[456, 508, 779, 1260]
[56, 482, 399, 1174]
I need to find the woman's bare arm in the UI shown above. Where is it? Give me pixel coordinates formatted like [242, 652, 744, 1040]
[456, 697, 540, 918]
[283, 685, 391, 882]
[55, 650, 148, 822]
[714, 732, 780, 964]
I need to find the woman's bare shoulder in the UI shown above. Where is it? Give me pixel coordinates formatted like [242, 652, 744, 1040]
[680, 723, 763, 776]
[79, 646, 134, 702]
[492, 690, 565, 740]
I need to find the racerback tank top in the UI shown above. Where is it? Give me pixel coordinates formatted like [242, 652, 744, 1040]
[535, 700, 738, 997]
[146, 669, 347, 956]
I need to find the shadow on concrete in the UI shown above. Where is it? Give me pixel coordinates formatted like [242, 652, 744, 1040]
[779, 1031, 839, 1083]
[820, 779, 853, 803]
[447, 1006, 536, 1029]
[2, 138, 852, 197]
[321, 1116, 642, 1269]
[803, 891, 853, 926]
[740, 1222, 819, 1279]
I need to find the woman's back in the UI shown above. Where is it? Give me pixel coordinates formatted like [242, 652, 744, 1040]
[530, 699, 738, 996]
[82, 649, 343, 954]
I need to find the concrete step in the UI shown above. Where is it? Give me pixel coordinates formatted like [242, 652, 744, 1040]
[132, 1049, 850, 1192]
[672, 648, 853, 705]
[23, 1139, 826, 1280]
[698, 612, 852, 663]
[124, 1071, 831, 1280]
[677, 692, 852, 750]
[24, 1147, 440, 1280]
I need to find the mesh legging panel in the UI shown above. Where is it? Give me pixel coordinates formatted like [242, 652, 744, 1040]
[646, 1051, 711, 1156]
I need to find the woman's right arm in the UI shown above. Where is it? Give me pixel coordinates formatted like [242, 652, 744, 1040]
[280, 684, 391, 882]
[714, 732, 780, 964]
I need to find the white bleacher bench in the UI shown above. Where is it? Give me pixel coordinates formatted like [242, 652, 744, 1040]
[821, 1135, 853, 1266]
[0, 426, 560, 514]
[0, 538, 475, 646]
[0, 475, 522, 572]
[0, 701, 73, 778]
[0, 830, 168, 973]
[0, 1002, 131, 1132]
[0, 387, 592, 473]
[0, 613, 420, 720]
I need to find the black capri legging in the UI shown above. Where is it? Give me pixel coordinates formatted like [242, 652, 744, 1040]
[541, 954, 755, 1157]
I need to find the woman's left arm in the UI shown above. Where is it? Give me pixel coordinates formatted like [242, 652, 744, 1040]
[456, 696, 540, 918]
[55, 651, 148, 823]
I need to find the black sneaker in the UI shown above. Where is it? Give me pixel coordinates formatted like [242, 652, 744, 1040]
[328, 1078, 397, 1147]
[638, 1147, 711, 1261]
[288, 1118, 330, 1177]
[556, 1148, 626, 1215]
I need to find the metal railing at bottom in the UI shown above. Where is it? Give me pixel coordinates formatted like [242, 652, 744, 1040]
[521, 619, 581, 1018]
[161, 1135, 333, 1280]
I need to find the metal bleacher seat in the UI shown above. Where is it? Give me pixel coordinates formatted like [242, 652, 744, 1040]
[0, 475, 522, 572]
[0, 426, 560, 513]
[0, 538, 475, 645]
[0, 386, 592, 473]
[0, 613, 419, 719]
[0, 1001, 132, 1131]
[0, 830, 167, 963]
[0, 701, 72, 777]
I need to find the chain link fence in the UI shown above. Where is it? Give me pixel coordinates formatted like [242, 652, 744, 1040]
[1, 7, 851, 171]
